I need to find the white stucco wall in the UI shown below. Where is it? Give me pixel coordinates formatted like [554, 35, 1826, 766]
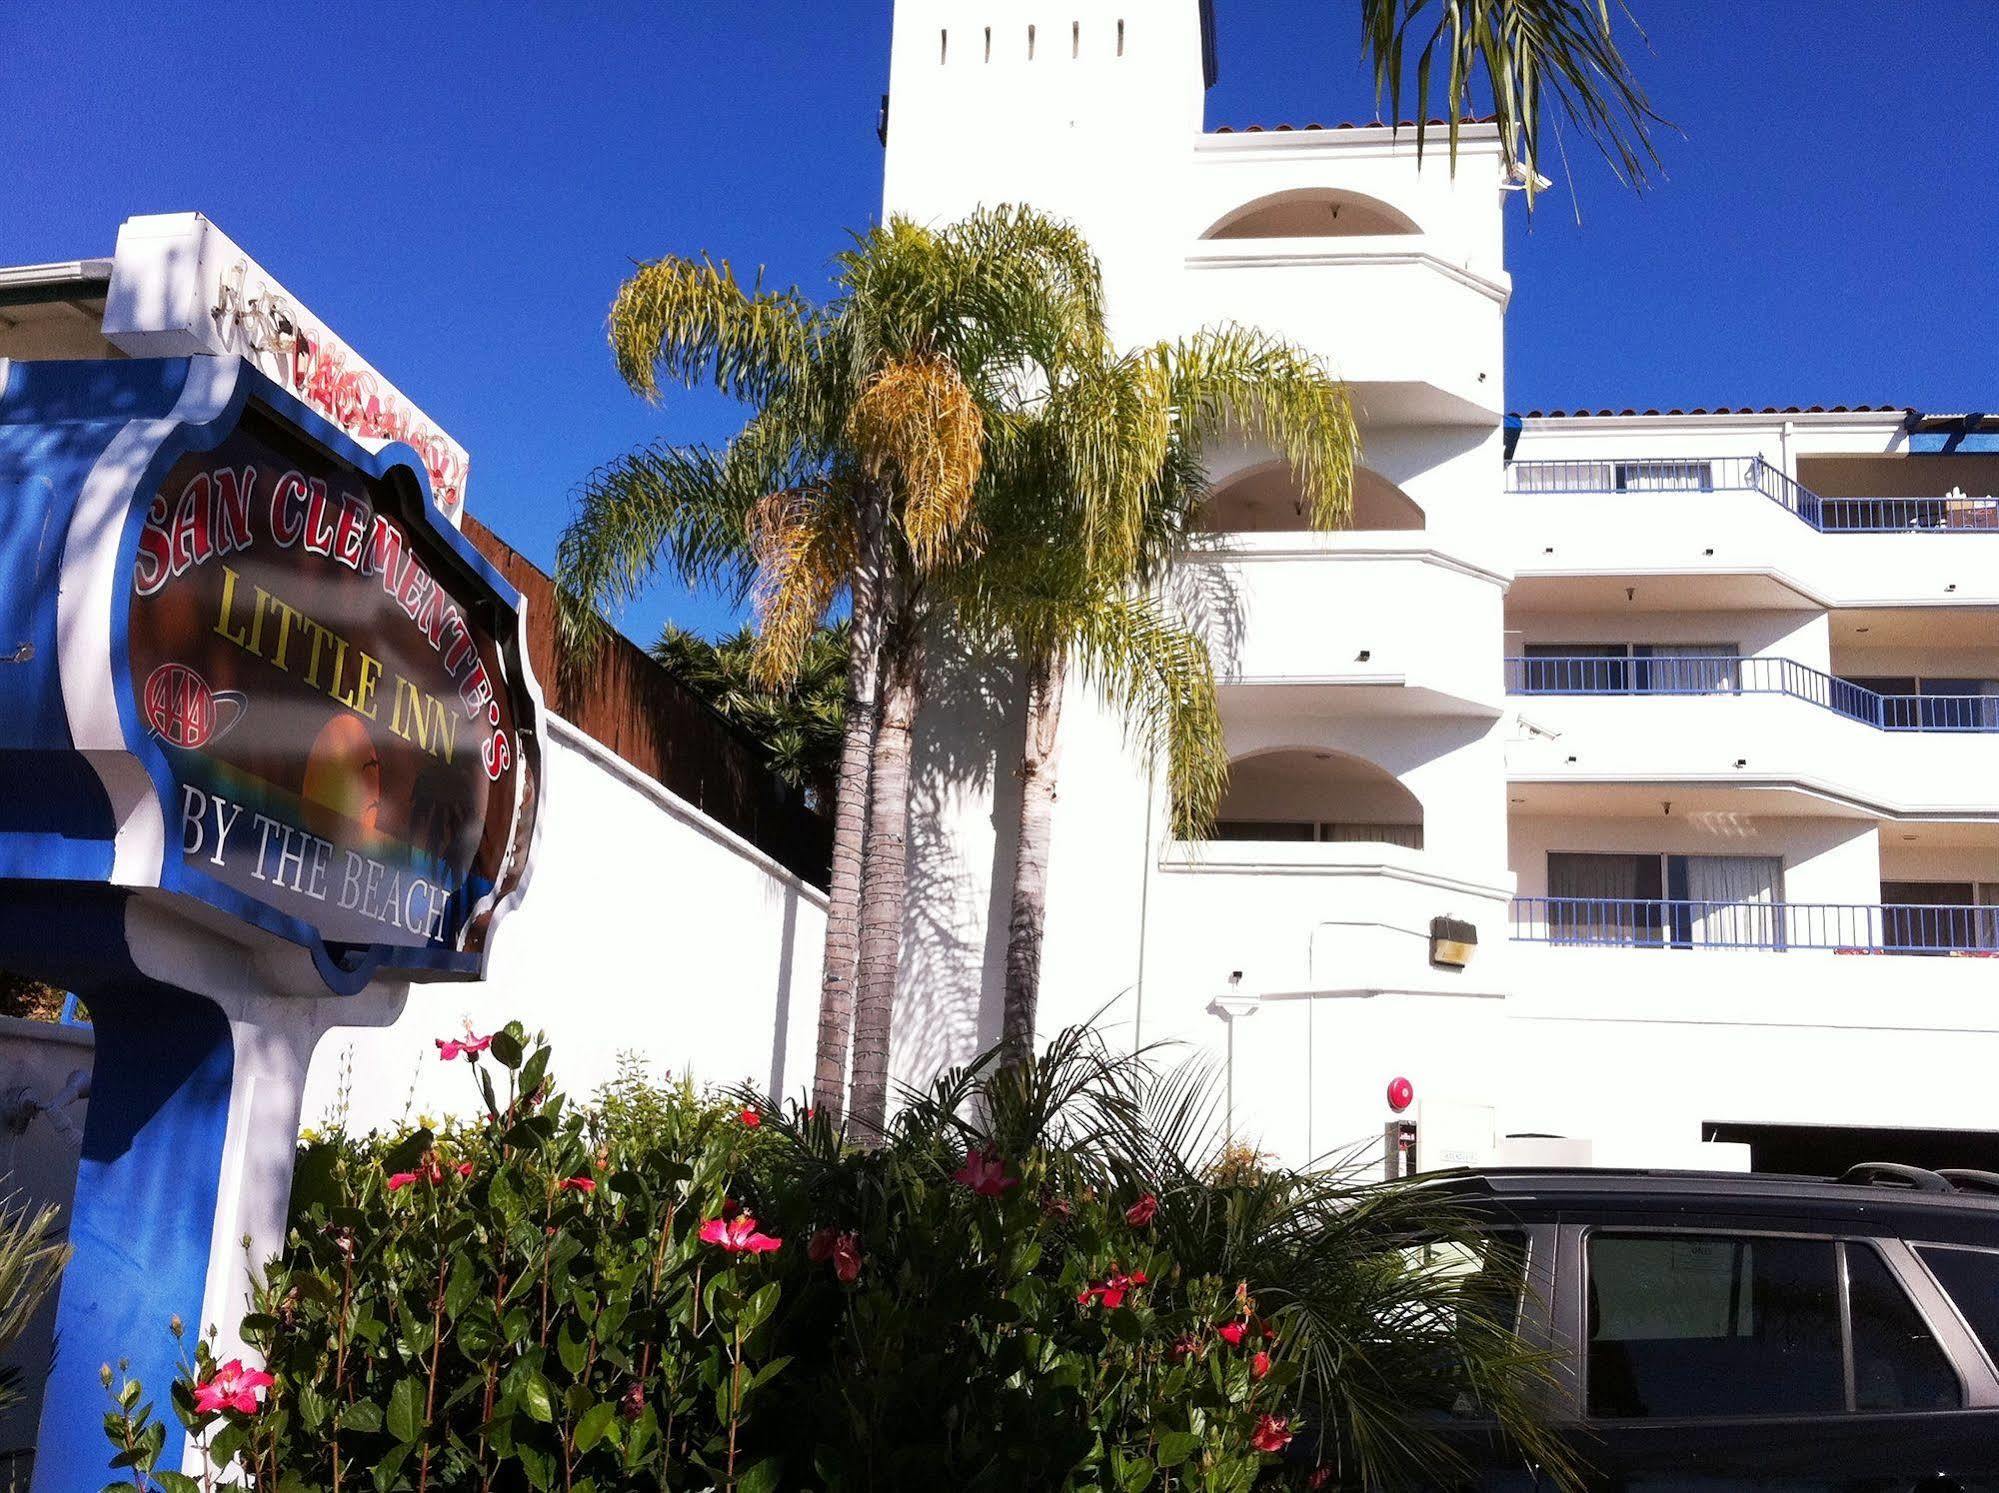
[300, 717, 827, 1130]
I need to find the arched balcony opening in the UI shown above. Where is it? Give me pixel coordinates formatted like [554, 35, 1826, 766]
[1199, 460, 1425, 533]
[1202, 189, 1422, 240]
[1208, 749, 1424, 848]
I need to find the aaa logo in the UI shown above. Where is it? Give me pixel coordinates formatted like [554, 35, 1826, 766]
[142, 663, 245, 750]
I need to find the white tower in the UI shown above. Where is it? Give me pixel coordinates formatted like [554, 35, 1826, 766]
[880, 0, 1523, 1167]
[882, 1, 1214, 337]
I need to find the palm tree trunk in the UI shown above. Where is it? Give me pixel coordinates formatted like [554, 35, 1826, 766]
[1001, 647, 1067, 1065]
[811, 486, 888, 1122]
[847, 619, 925, 1139]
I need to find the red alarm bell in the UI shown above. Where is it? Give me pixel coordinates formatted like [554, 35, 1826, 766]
[1386, 1076, 1414, 1113]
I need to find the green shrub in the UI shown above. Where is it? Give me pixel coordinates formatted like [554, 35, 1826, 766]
[104, 1025, 1568, 1491]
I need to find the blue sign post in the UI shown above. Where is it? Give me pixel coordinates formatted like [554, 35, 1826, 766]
[0, 355, 541, 1485]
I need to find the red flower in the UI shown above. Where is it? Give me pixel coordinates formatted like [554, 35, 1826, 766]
[620, 1382, 646, 1421]
[1167, 1333, 1203, 1364]
[435, 1034, 492, 1061]
[191, 1358, 274, 1417]
[831, 1232, 863, 1283]
[1217, 1320, 1248, 1347]
[559, 1176, 596, 1194]
[1250, 1414, 1292, 1454]
[1124, 1193, 1159, 1227]
[808, 1226, 863, 1282]
[1251, 1350, 1271, 1380]
[457, 1161, 475, 1179]
[952, 1148, 1019, 1197]
[699, 1212, 782, 1254]
[1306, 1466, 1334, 1490]
[1077, 1269, 1148, 1310]
[386, 1170, 419, 1193]
[739, 1108, 762, 1128]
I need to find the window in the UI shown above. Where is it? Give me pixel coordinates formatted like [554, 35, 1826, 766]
[1588, 1233, 1844, 1418]
[1402, 1232, 1530, 1418]
[1918, 1246, 1999, 1369]
[1881, 882, 1983, 953]
[1546, 853, 1783, 948]
[1614, 460, 1716, 493]
[1586, 1233, 1961, 1420]
[1847, 1244, 1959, 1411]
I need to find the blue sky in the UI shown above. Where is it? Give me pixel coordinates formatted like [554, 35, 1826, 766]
[3, 1, 1994, 643]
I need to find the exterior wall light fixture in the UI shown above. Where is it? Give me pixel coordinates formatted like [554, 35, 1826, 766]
[1430, 916, 1477, 969]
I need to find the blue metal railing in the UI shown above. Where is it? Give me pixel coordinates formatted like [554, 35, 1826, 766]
[1506, 654, 1999, 733]
[1512, 896, 1999, 955]
[1503, 454, 1999, 535]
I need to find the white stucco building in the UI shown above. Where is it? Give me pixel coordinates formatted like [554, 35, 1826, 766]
[881, 0, 1999, 1176]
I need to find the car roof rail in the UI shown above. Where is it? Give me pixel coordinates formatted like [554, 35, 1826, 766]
[1937, 1169, 1999, 1196]
[1839, 1162, 1954, 1193]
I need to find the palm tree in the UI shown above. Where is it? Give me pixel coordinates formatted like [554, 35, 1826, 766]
[558, 209, 1106, 1131]
[963, 329, 1360, 1062]
[652, 621, 848, 807]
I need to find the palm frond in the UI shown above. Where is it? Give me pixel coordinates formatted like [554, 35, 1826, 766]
[1161, 326, 1359, 532]
[1058, 589, 1231, 840]
[1362, 0, 1666, 201]
[745, 485, 857, 687]
[850, 356, 985, 571]
[608, 254, 815, 404]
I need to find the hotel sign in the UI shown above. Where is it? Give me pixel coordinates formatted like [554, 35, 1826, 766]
[102, 213, 471, 522]
[126, 400, 535, 974]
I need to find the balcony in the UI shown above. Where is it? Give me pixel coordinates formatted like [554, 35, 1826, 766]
[1505, 659, 1999, 818]
[1180, 238, 1504, 424]
[1509, 655, 1999, 734]
[1503, 457, 1999, 609]
[1506, 456, 1999, 535]
[1184, 533, 1508, 716]
[1511, 895, 1999, 956]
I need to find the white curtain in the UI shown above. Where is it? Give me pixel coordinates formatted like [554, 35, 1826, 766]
[1686, 856, 1784, 948]
[1644, 644, 1741, 695]
[1616, 460, 1716, 492]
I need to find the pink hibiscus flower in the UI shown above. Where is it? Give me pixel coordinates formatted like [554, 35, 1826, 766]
[699, 1212, 782, 1254]
[191, 1358, 274, 1417]
[952, 1148, 1019, 1197]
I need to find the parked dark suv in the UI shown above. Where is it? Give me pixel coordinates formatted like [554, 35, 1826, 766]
[1423, 1165, 1999, 1491]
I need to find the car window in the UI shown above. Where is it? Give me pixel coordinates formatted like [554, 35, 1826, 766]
[1917, 1245, 1999, 1372]
[1587, 1233, 1843, 1418]
[1846, 1243, 1959, 1410]
[1404, 1230, 1528, 1333]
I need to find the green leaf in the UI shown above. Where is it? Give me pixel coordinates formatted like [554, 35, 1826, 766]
[1118, 1456, 1156, 1492]
[1155, 1431, 1201, 1469]
[519, 1371, 555, 1423]
[740, 1280, 781, 1333]
[444, 1253, 479, 1321]
[573, 1398, 619, 1453]
[557, 1316, 589, 1377]
[386, 1376, 424, 1444]
[490, 1026, 525, 1069]
[341, 1398, 383, 1433]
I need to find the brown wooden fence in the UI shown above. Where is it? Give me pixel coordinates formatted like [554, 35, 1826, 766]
[463, 516, 832, 889]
